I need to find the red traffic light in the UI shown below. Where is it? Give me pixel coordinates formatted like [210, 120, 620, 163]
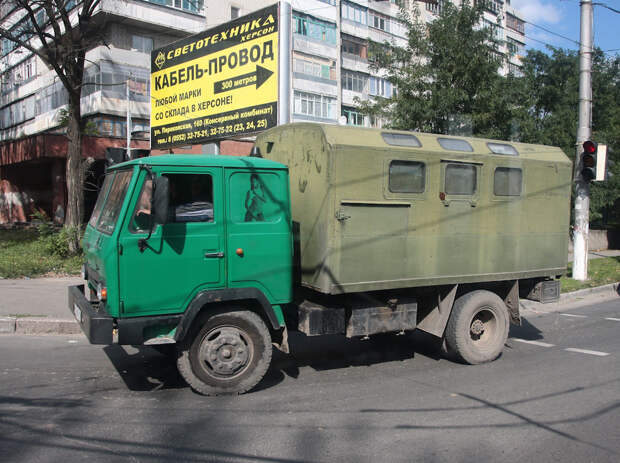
[583, 140, 597, 154]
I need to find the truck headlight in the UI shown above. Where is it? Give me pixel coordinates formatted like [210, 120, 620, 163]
[97, 284, 107, 301]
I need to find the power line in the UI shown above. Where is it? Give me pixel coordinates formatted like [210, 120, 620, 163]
[593, 3, 620, 14]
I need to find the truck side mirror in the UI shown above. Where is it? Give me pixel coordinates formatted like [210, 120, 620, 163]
[152, 176, 169, 225]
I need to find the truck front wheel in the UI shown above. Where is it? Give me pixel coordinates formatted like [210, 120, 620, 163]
[444, 290, 509, 365]
[177, 310, 272, 396]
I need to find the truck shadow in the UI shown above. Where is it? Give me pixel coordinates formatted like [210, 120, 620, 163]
[103, 330, 445, 394]
[256, 330, 445, 392]
[103, 317, 547, 394]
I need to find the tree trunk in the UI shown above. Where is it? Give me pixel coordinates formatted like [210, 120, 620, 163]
[64, 96, 84, 254]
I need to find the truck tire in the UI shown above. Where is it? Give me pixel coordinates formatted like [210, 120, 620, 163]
[177, 310, 272, 396]
[444, 290, 509, 365]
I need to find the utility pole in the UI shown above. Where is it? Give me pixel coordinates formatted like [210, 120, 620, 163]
[126, 75, 132, 160]
[572, 0, 593, 281]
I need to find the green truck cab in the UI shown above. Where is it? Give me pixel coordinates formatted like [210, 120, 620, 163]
[70, 123, 572, 396]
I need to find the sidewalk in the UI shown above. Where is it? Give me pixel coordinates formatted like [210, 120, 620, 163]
[0, 276, 83, 335]
[1, 253, 619, 336]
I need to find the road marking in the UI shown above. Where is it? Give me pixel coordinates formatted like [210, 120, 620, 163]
[512, 339, 555, 348]
[564, 348, 610, 357]
[559, 313, 588, 318]
[604, 317, 620, 322]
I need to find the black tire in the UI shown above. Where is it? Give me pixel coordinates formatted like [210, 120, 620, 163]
[444, 290, 509, 365]
[177, 310, 272, 396]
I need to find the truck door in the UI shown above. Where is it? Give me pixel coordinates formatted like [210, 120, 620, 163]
[118, 167, 225, 316]
[225, 169, 292, 304]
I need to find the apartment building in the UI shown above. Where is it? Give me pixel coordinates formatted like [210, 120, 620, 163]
[0, 0, 527, 223]
[207, 0, 525, 128]
[0, 0, 206, 222]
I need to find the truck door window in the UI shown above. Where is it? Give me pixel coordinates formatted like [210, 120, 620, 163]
[167, 174, 214, 223]
[494, 167, 522, 196]
[95, 170, 133, 234]
[130, 178, 153, 232]
[88, 173, 114, 228]
[389, 160, 425, 193]
[445, 163, 477, 195]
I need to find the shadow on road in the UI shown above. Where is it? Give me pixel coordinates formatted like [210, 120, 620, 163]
[101, 329, 446, 394]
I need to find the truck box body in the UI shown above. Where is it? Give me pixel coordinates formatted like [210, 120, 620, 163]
[255, 123, 572, 295]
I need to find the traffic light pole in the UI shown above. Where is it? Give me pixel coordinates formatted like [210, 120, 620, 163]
[573, 0, 594, 281]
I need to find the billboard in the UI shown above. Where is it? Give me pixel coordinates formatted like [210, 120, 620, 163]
[150, 4, 279, 149]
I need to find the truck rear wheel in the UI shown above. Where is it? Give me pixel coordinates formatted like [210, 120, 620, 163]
[444, 290, 509, 365]
[177, 310, 272, 396]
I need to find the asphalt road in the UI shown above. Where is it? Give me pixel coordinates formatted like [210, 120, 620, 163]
[1, 298, 618, 463]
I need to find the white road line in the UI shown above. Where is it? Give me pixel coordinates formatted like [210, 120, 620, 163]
[559, 313, 588, 318]
[604, 317, 620, 322]
[564, 348, 610, 357]
[512, 339, 555, 348]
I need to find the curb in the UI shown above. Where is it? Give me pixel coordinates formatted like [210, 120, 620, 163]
[0, 317, 81, 336]
[520, 282, 619, 313]
[1, 283, 618, 336]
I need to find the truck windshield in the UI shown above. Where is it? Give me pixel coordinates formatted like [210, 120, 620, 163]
[89, 170, 133, 234]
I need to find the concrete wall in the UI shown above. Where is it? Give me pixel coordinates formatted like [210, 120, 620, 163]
[568, 230, 620, 252]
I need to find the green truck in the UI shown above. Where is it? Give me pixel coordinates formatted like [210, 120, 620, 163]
[69, 123, 572, 395]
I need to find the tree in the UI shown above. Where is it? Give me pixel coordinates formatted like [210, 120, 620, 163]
[0, 0, 104, 252]
[518, 48, 620, 227]
[357, 1, 507, 136]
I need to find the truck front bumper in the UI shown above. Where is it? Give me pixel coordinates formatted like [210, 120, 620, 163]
[68, 285, 114, 344]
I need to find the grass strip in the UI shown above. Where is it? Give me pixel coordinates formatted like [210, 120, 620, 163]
[0, 229, 82, 279]
[561, 256, 620, 293]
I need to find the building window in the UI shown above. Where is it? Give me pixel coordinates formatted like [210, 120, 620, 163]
[507, 62, 522, 76]
[144, 0, 204, 14]
[342, 70, 367, 93]
[342, 107, 364, 126]
[483, 19, 504, 41]
[342, 37, 367, 59]
[293, 13, 337, 45]
[481, 0, 501, 15]
[426, 0, 444, 15]
[231, 6, 239, 19]
[506, 13, 525, 34]
[131, 35, 153, 53]
[294, 56, 335, 80]
[294, 91, 336, 119]
[369, 76, 393, 98]
[341, 1, 367, 25]
[369, 11, 389, 32]
[506, 37, 524, 56]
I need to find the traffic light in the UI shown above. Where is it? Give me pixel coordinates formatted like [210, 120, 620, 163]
[580, 140, 597, 182]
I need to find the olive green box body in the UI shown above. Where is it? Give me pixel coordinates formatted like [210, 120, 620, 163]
[255, 123, 572, 295]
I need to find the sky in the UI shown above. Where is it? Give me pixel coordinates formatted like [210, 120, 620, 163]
[512, 0, 620, 56]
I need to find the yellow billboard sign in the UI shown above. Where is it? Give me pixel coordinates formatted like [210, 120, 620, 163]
[150, 4, 279, 149]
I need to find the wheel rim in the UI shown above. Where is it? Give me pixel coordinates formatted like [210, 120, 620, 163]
[468, 307, 499, 351]
[196, 326, 253, 379]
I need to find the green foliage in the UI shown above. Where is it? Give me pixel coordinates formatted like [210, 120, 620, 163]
[518, 49, 620, 228]
[0, 229, 82, 278]
[58, 108, 99, 136]
[31, 210, 83, 258]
